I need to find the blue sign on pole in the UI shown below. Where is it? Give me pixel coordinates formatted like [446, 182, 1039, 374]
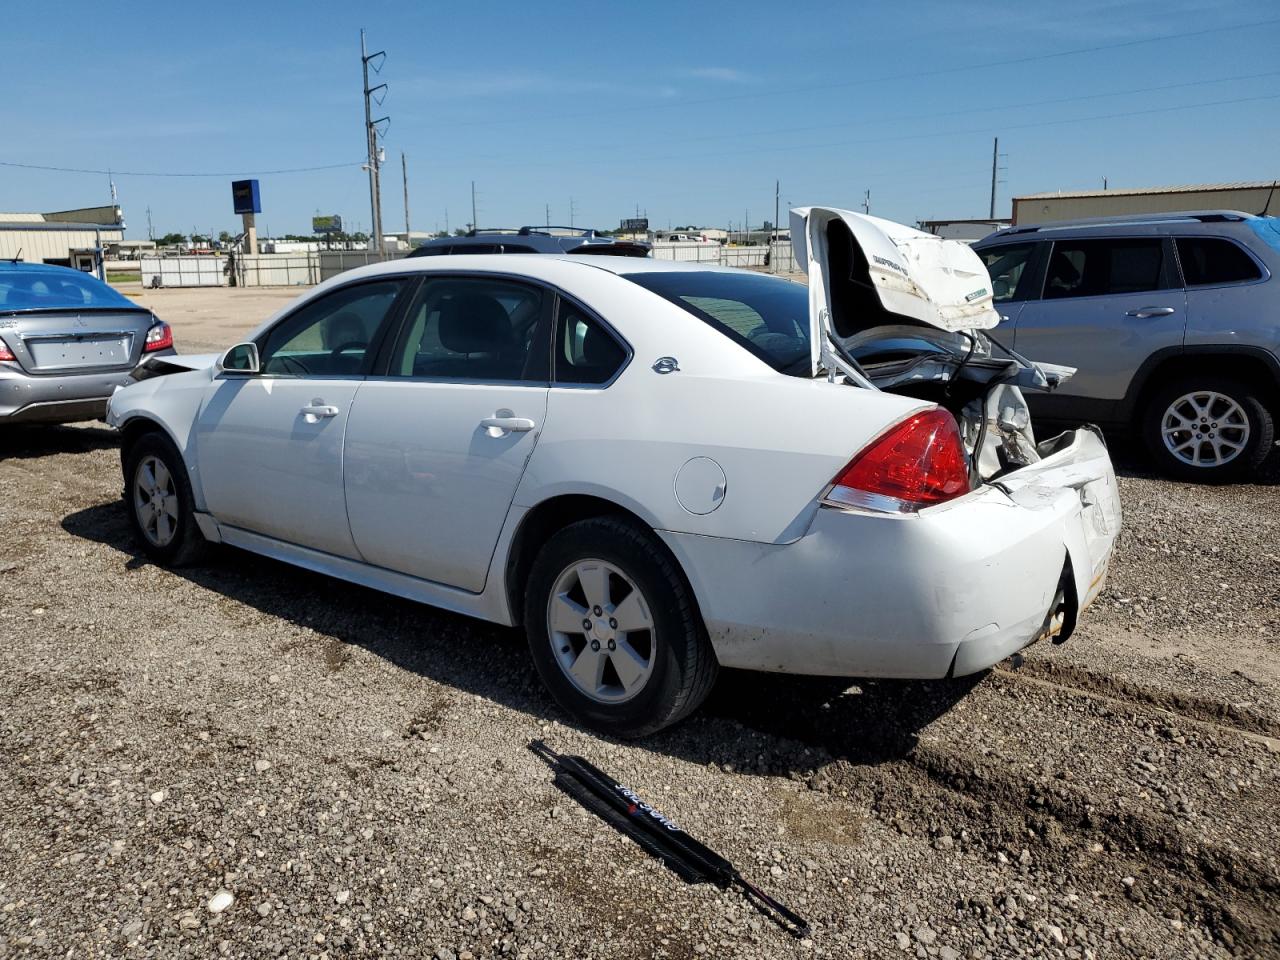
[231, 179, 261, 215]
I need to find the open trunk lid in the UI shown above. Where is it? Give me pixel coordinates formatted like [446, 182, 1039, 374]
[790, 206, 1077, 482]
[791, 206, 999, 373]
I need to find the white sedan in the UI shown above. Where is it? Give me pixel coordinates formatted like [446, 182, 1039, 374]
[107, 208, 1121, 736]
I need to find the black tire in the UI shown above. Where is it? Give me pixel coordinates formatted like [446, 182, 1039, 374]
[1142, 375, 1274, 483]
[523, 516, 718, 738]
[121, 431, 207, 566]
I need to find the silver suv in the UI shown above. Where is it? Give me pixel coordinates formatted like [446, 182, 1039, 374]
[974, 212, 1280, 482]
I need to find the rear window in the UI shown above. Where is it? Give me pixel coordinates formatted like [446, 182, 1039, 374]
[0, 267, 137, 310]
[624, 271, 810, 374]
[1175, 237, 1262, 286]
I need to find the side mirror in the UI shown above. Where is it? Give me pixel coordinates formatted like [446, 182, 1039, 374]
[218, 342, 260, 375]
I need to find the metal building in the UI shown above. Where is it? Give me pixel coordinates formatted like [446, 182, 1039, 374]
[0, 205, 126, 274]
[1012, 181, 1278, 225]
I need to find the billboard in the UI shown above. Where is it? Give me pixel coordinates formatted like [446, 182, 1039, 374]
[312, 215, 344, 235]
[231, 179, 261, 215]
[620, 217, 648, 232]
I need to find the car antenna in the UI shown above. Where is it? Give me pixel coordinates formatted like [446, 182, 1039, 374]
[6, 248, 21, 263]
[1258, 180, 1277, 217]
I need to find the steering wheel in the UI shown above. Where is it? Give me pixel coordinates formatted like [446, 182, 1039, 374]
[329, 341, 367, 362]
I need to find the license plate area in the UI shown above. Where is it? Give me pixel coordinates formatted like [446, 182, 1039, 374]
[27, 334, 132, 371]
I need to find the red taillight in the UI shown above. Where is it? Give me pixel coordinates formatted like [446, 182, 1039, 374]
[143, 321, 173, 353]
[826, 408, 970, 512]
[0, 340, 14, 362]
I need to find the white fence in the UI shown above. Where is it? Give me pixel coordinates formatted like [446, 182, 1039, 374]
[650, 241, 797, 273]
[140, 256, 225, 288]
[236, 254, 317, 287]
[140, 243, 798, 289]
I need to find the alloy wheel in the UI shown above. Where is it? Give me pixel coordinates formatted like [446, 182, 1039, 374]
[133, 454, 180, 547]
[1160, 391, 1251, 469]
[547, 559, 655, 704]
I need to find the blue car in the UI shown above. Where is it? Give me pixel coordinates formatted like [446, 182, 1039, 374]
[0, 262, 175, 425]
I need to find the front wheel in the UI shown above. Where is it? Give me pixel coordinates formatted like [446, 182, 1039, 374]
[523, 517, 718, 738]
[122, 432, 207, 566]
[1142, 376, 1274, 483]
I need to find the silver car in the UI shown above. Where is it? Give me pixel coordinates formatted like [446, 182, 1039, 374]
[0, 263, 174, 424]
[975, 212, 1280, 482]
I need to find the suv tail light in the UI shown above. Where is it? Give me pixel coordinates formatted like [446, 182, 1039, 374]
[824, 408, 971, 513]
[0, 340, 14, 362]
[143, 321, 173, 353]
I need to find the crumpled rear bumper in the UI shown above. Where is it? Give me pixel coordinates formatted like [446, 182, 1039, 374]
[660, 427, 1121, 678]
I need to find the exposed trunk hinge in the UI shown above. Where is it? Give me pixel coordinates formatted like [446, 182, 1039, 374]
[820, 337, 876, 390]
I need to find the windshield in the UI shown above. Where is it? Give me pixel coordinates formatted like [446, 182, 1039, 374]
[623, 270, 810, 374]
[0, 267, 138, 311]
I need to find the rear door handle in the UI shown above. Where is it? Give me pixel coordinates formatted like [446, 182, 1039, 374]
[1124, 306, 1176, 318]
[301, 401, 340, 421]
[480, 415, 536, 436]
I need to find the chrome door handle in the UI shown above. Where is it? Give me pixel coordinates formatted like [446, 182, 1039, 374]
[300, 401, 339, 421]
[1124, 306, 1176, 318]
[480, 415, 536, 436]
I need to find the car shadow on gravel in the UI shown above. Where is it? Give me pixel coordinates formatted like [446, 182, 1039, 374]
[63, 498, 983, 773]
[1, 423, 119, 460]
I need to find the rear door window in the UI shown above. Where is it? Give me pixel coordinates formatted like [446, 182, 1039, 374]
[388, 277, 548, 382]
[1175, 237, 1262, 286]
[1043, 238, 1169, 299]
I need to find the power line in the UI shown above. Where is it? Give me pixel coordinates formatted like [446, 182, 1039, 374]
[441, 16, 1280, 129]
[0, 159, 363, 178]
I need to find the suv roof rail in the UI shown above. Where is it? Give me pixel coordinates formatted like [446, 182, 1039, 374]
[464, 227, 522, 237]
[999, 210, 1253, 236]
[518, 226, 597, 237]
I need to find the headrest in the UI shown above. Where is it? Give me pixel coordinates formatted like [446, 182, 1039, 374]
[439, 294, 513, 354]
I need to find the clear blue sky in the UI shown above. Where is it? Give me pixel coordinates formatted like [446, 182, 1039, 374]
[2, 0, 1277, 238]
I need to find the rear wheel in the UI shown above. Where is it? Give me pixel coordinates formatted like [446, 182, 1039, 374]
[1142, 376, 1273, 483]
[523, 517, 717, 738]
[122, 432, 207, 565]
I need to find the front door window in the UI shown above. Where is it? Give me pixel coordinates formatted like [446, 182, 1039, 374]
[259, 280, 404, 377]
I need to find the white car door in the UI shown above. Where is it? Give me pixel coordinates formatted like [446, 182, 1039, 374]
[342, 275, 553, 592]
[197, 278, 410, 558]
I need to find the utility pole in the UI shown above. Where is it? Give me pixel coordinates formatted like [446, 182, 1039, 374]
[471, 181, 477, 233]
[863, 190, 871, 215]
[361, 29, 389, 254]
[145, 206, 154, 241]
[773, 180, 779, 274]
[569, 197, 576, 228]
[989, 137, 999, 219]
[401, 152, 410, 237]
[546, 203, 550, 227]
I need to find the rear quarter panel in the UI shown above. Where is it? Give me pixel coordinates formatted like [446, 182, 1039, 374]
[514, 271, 929, 543]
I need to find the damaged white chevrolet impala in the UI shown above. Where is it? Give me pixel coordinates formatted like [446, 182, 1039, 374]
[106, 206, 1121, 736]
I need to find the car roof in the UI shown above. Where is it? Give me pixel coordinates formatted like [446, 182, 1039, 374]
[979, 210, 1262, 244]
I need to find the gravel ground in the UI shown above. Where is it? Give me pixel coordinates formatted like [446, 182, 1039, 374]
[1, 427, 1276, 960]
[0, 286, 1276, 958]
